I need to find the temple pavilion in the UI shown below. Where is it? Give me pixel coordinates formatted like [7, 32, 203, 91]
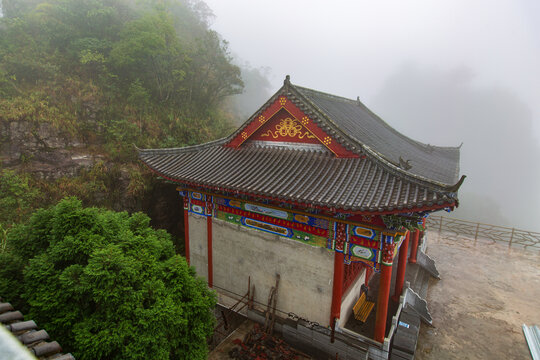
[138, 76, 464, 351]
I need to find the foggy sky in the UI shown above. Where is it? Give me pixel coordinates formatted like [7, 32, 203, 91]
[371, 64, 540, 230]
[204, 0, 540, 230]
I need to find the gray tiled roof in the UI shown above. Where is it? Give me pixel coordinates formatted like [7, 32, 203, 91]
[293, 86, 460, 185]
[138, 79, 463, 213]
[140, 142, 458, 212]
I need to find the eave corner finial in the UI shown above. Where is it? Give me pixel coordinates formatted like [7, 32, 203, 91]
[284, 74, 291, 88]
[447, 175, 467, 192]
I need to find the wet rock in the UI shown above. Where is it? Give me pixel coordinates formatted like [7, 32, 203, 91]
[0, 120, 92, 179]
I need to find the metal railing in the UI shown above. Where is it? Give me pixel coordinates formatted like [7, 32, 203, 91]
[426, 216, 540, 251]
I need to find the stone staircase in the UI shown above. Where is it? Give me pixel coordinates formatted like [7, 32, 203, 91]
[390, 234, 439, 359]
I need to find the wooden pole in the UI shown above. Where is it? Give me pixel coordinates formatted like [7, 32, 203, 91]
[409, 230, 420, 264]
[392, 232, 410, 302]
[207, 215, 213, 288]
[330, 251, 345, 340]
[509, 228, 515, 248]
[183, 197, 190, 265]
[374, 262, 393, 343]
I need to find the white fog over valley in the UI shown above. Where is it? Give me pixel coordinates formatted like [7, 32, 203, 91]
[205, 0, 540, 231]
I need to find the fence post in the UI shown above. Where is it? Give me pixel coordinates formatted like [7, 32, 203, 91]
[509, 228, 515, 248]
[474, 223, 480, 245]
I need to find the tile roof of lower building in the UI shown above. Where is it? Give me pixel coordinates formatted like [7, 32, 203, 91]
[139, 142, 458, 213]
[0, 301, 75, 360]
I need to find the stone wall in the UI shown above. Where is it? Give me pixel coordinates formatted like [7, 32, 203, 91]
[0, 120, 94, 179]
[188, 213, 208, 280]
[188, 214, 335, 327]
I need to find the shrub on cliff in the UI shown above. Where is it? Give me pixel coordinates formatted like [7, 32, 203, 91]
[0, 169, 39, 226]
[0, 198, 215, 359]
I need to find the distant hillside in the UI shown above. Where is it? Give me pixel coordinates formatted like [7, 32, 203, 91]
[0, 0, 249, 239]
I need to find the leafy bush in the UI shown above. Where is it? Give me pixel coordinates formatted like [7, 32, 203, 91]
[0, 198, 216, 359]
[0, 169, 39, 226]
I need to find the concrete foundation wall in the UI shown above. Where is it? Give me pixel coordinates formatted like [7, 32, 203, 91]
[190, 215, 335, 327]
[339, 269, 367, 326]
[247, 308, 372, 360]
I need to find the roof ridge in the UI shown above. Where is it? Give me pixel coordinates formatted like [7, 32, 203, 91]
[354, 96, 462, 152]
[289, 83, 461, 187]
[292, 85, 358, 104]
[137, 137, 228, 155]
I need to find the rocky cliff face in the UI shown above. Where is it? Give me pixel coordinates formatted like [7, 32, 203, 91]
[0, 119, 184, 244]
[0, 120, 96, 179]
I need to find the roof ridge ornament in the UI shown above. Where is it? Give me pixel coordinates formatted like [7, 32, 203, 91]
[357, 96, 361, 105]
[284, 75, 291, 90]
[399, 156, 413, 170]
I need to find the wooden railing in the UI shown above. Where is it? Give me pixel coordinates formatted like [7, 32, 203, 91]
[426, 216, 540, 251]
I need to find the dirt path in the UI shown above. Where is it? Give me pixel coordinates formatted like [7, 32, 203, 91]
[416, 231, 540, 359]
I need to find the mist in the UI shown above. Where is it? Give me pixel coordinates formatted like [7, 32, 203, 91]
[227, 61, 273, 123]
[204, 0, 540, 232]
[370, 63, 540, 230]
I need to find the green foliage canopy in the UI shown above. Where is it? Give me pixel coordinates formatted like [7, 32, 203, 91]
[0, 198, 216, 359]
[0, 169, 39, 226]
[0, 0, 243, 159]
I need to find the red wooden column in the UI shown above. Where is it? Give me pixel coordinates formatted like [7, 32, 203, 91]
[392, 232, 410, 302]
[330, 251, 345, 329]
[409, 229, 420, 264]
[374, 244, 394, 343]
[183, 196, 190, 265]
[206, 202, 213, 288]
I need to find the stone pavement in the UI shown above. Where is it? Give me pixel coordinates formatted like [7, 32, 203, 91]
[416, 231, 540, 359]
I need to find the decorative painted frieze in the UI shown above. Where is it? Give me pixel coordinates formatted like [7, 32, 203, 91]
[182, 190, 405, 270]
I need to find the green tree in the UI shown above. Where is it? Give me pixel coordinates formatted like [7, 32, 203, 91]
[0, 198, 216, 359]
[0, 169, 39, 226]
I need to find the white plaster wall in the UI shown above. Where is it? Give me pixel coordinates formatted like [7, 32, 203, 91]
[339, 268, 367, 327]
[208, 217, 335, 327]
[188, 213, 208, 280]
